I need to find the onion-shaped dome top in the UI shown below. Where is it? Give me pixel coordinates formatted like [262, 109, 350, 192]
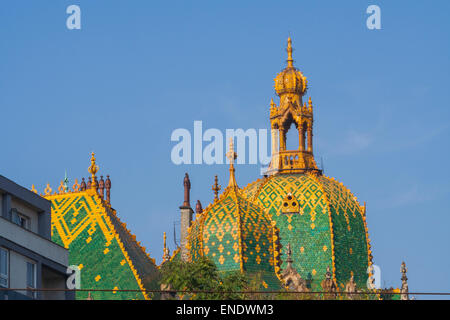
[242, 172, 372, 290]
[274, 38, 308, 96]
[187, 186, 281, 289]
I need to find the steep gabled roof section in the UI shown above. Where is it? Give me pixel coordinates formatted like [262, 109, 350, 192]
[45, 188, 160, 300]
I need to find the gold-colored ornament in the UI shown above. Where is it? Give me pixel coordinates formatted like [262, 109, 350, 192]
[88, 152, 99, 188]
[44, 183, 52, 195]
[72, 178, 80, 192]
[58, 181, 65, 194]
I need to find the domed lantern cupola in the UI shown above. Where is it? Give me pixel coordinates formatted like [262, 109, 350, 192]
[268, 38, 319, 175]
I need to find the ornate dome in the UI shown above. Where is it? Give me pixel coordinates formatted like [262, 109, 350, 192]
[187, 186, 281, 288]
[274, 37, 308, 96]
[242, 173, 372, 290]
[183, 39, 374, 293]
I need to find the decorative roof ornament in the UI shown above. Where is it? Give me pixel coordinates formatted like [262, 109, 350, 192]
[105, 175, 111, 204]
[98, 176, 105, 200]
[286, 37, 294, 68]
[182, 173, 191, 207]
[281, 243, 309, 292]
[400, 261, 409, 300]
[267, 38, 319, 175]
[274, 37, 308, 97]
[63, 171, 69, 192]
[44, 183, 52, 196]
[80, 178, 86, 191]
[285, 243, 293, 265]
[162, 232, 170, 262]
[226, 138, 238, 188]
[195, 200, 203, 214]
[325, 266, 332, 280]
[281, 193, 300, 214]
[270, 98, 276, 109]
[321, 266, 337, 297]
[58, 181, 65, 194]
[72, 179, 80, 192]
[88, 152, 99, 189]
[31, 185, 37, 194]
[345, 272, 357, 299]
[212, 175, 221, 202]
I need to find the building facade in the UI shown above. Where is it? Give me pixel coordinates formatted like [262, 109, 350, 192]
[0, 175, 71, 300]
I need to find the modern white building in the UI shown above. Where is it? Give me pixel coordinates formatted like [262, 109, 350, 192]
[0, 175, 72, 300]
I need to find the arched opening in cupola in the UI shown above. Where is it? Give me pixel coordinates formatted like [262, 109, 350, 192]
[285, 122, 299, 151]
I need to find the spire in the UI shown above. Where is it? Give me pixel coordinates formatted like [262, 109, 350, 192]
[105, 175, 111, 204]
[164, 231, 167, 250]
[400, 261, 409, 300]
[80, 178, 86, 191]
[195, 200, 203, 214]
[63, 171, 69, 192]
[162, 232, 170, 262]
[98, 176, 105, 200]
[270, 98, 276, 108]
[212, 175, 221, 202]
[345, 271, 357, 299]
[180, 173, 193, 262]
[182, 173, 191, 207]
[286, 37, 294, 68]
[88, 152, 99, 189]
[285, 243, 293, 267]
[226, 138, 238, 188]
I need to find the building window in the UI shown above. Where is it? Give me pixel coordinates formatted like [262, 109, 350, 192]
[11, 209, 30, 230]
[26, 262, 36, 298]
[0, 248, 8, 288]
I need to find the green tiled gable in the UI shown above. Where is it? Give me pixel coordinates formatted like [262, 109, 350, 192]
[47, 190, 160, 300]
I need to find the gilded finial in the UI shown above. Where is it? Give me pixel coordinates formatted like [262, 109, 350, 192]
[270, 98, 276, 109]
[88, 152, 99, 189]
[31, 185, 37, 194]
[212, 175, 221, 201]
[72, 179, 80, 192]
[44, 183, 52, 196]
[226, 138, 238, 188]
[162, 232, 170, 262]
[287, 37, 294, 68]
[308, 96, 312, 109]
[163, 232, 167, 250]
[58, 181, 65, 194]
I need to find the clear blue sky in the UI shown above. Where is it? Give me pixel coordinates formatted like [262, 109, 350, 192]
[1, 1, 449, 296]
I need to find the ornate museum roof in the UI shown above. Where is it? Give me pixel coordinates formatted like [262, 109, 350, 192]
[184, 37, 374, 292]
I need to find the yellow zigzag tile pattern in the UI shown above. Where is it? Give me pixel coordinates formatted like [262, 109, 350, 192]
[47, 189, 159, 300]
